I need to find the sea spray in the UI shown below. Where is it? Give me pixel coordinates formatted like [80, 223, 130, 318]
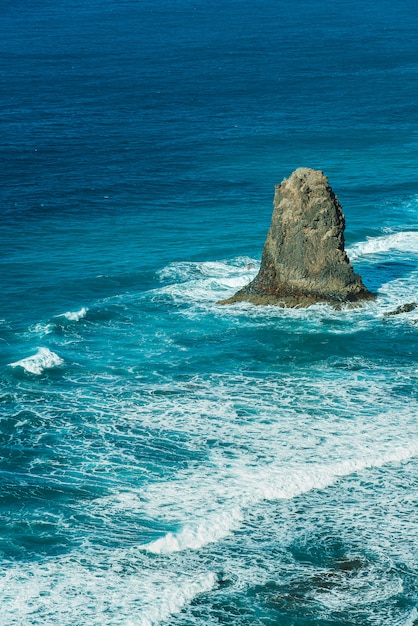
[8, 347, 64, 375]
[57, 307, 88, 322]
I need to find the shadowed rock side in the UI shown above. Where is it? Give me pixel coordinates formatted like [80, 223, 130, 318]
[220, 168, 375, 307]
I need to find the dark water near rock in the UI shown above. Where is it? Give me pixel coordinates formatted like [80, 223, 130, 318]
[1, 0, 418, 624]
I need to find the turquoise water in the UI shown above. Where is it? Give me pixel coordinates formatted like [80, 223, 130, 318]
[1, 0, 418, 624]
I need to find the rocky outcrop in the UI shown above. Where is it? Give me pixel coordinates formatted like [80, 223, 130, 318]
[384, 302, 417, 316]
[220, 168, 375, 307]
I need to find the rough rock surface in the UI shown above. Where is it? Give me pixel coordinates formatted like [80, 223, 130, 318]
[220, 168, 375, 307]
[384, 302, 417, 316]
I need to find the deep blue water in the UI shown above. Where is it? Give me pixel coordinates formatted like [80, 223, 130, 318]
[1, 0, 418, 624]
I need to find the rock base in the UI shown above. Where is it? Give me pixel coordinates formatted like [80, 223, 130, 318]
[219, 168, 375, 308]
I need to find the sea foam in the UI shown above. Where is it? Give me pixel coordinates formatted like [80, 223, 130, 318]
[156, 257, 259, 304]
[0, 552, 216, 626]
[348, 231, 418, 260]
[138, 571, 216, 626]
[140, 507, 243, 554]
[57, 307, 88, 322]
[140, 438, 418, 555]
[8, 347, 64, 375]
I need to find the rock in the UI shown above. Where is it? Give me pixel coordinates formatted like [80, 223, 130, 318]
[219, 168, 375, 307]
[335, 558, 364, 571]
[384, 302, 417, 316]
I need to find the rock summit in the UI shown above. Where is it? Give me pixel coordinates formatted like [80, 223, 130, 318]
[220, 168, 374, 307]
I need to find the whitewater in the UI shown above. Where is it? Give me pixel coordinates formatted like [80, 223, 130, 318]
[1, 226, 418, 624]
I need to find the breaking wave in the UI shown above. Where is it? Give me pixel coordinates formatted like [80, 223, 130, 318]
[56, 307, 88, 322]
[8, 347, 64, 375]
[155, 256, 259, 303]
[348, 230, 418, 260]
[140, 440, 418, 555]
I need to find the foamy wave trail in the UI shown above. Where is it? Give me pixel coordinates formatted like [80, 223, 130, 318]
[255, 442, 418, 503]
[156, 234, 418, 308]
[154, 254, 377, 327]
[348, 231, 418, 260]
[141, 507, 243, 554]
[0, 551, 216, 626]
[56, 307, 88, 322]
[138, 572, 216, 626]
[140, 441, 418, 555]
[155, 257, 259, 303]
[8, 347, 64, 375]
[27, 307, 89, 338]
[28, 322, 54, 337]
[376, 271, 418, 318]
[402, 607, 418, 626]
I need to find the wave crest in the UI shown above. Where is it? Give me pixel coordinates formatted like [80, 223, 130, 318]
[8, 348, 64, 375]
[57, 307, 88, 322]
[348, 231, 418, 260]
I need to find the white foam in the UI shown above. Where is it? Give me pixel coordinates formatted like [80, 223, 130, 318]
[138, 571, 216, 626]
[153, 253, 373, 328]
[26, 308, 88, 338]
[57, 307, 88, 322]
[130, 365, 418, 556]
[375, 271, 418, 317]
[157, 257, 257, 281]
[155, 257, 259, 304]
[152, 231, 418, 314]
[141, 507, 243, 554]
[139, 436, 418, 556]
[28, 322, 54, 336]
[348, 231, 418, 260]
[257, 443, 418, 503]
[8, 347, 64, 375]
[152, 243, 418, 331]
[0, 551, 216, 626]
[401, 607, 418, 626]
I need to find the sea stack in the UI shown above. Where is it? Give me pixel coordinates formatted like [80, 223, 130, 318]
[220, 168, 374, 307]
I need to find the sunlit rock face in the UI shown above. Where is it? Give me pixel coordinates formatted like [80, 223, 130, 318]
[220, 168, 375, 308]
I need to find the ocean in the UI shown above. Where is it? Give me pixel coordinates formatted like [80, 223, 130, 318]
[1, 0, 418, 624]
